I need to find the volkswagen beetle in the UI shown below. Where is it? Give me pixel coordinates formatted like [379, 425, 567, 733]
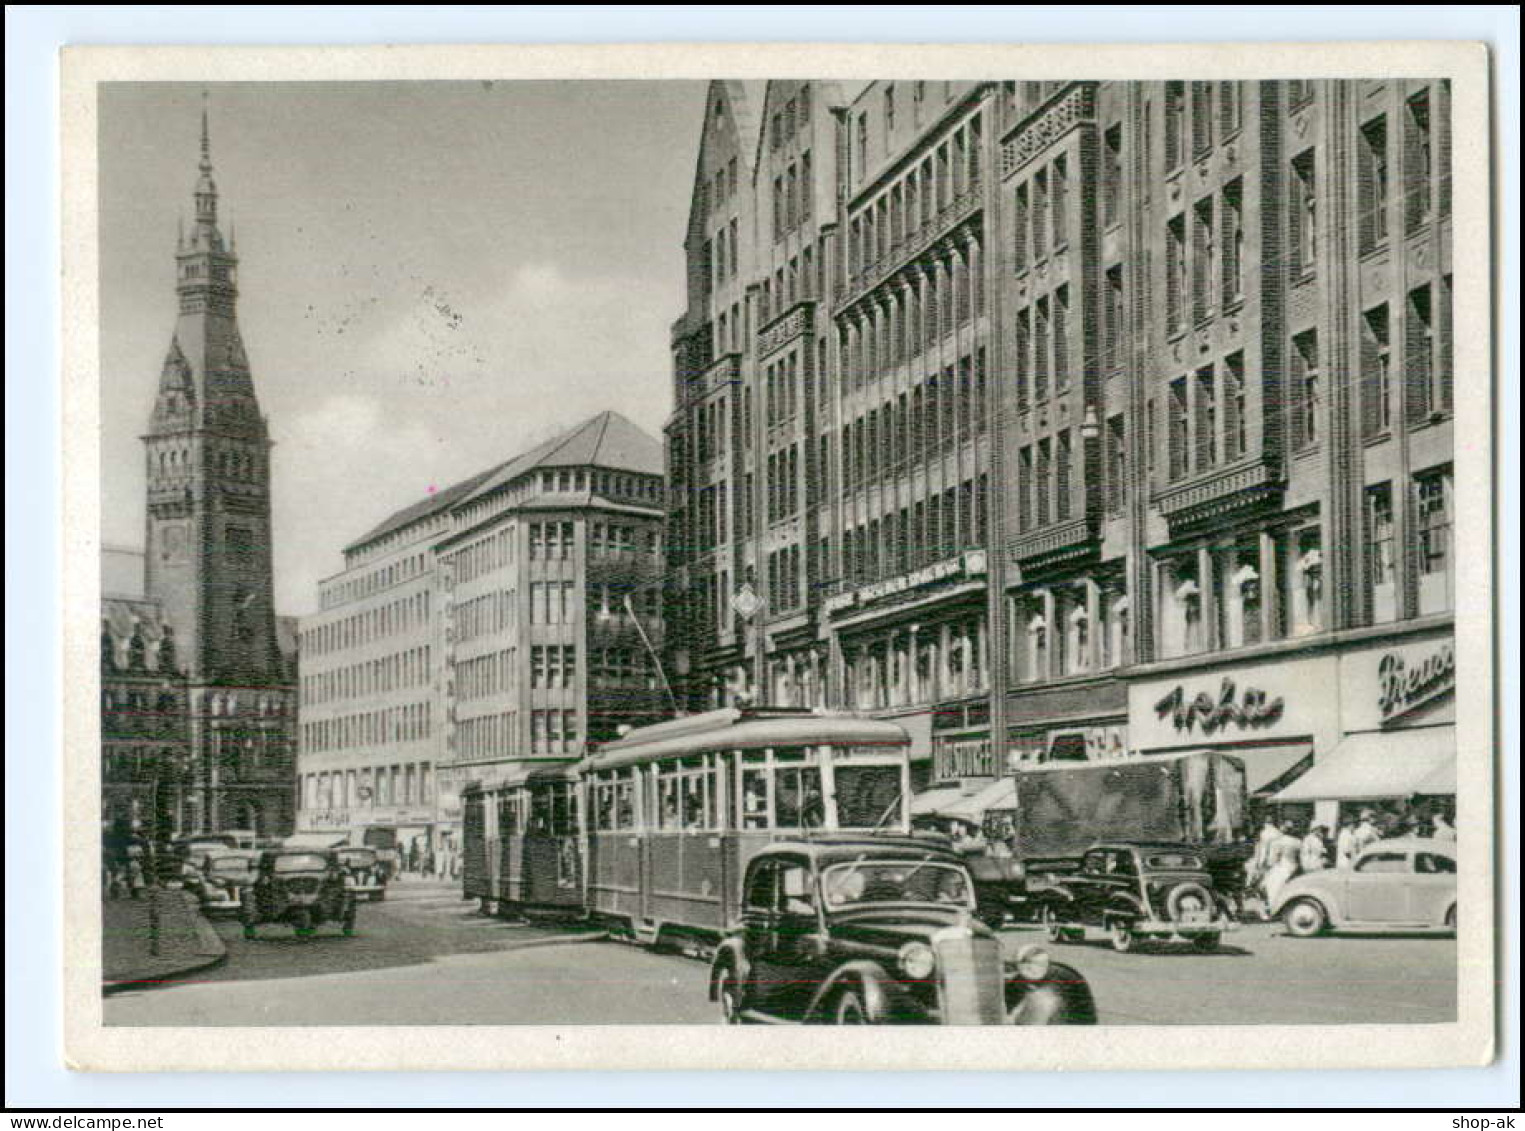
[708, 838, 1096, 1025]
[1272, 837, 1456, 937]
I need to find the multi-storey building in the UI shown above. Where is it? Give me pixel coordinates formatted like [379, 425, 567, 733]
[665, 78, 1456, 823]
[125, 106, 298, 837]
[296, 411, 667, 852]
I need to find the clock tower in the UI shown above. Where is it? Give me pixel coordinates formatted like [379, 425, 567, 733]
[140, 101, 295, 835]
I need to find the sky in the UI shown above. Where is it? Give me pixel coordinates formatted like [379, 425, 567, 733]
[99, 80, 706, 615]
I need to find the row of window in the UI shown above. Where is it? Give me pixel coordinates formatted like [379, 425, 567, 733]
[301, 701, 432, 755]
[756, 237, 827, 326]
[1163, 180, 1247, 335]
[320, 551, 430, 612]
[1162, 80, 1244, 173]
[1012, 581, 1129, 683]
[841, 351, 989, 492]
[766, 544, 803, 614]
[840, 475, 990, 588]
[1163, 351, 1249, 482]
[769, 86, 812, 153]
[844, 618, 989, 712]
[302, 761, 433, 811]
[304, 589, 432, 657]
[848, 110, 983, 281]
[770, 151, 814, 241]
[841, 240, 984, 386]
[301, 644, 432, 707]
[454, 647, 517, 702]
[1010, 154, 1070, 271]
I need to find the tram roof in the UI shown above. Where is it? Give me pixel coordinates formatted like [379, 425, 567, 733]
[583, 709, 910, 772]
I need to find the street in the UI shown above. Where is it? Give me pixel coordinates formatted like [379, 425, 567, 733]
[103, 876, 1457, 1027]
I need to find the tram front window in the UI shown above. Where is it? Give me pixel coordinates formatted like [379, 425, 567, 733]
[832, 764, 903, 829]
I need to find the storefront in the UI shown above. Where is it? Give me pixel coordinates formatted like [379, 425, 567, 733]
[1273, 631, 1455, 830]
[1127, 623, 1456, 832]
[1005, 677, 1129, 768]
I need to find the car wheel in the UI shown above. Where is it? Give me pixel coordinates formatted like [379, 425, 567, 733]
[1190, 932, 1222, 953]
[833, 989, 869, 1025]
[1282, 898, 1328, 938]
[342, 900, 357, 938]
[716, 969, 744, 1025]
[1108, 919, 1136, 953]
[1042, 904, 1066, 944]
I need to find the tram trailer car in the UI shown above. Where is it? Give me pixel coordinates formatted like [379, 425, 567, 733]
[462, 762, 583, 918]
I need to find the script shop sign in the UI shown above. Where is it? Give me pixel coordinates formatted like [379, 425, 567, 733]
[1128, 654, 1336, 752]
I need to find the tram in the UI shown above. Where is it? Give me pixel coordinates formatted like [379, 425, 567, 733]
[582, 707, 912, 947]
[461, 761, 583, 917]
[460, 708, 914, 946]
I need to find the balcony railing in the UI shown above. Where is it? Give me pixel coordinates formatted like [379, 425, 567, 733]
[837, 181, 984, 309]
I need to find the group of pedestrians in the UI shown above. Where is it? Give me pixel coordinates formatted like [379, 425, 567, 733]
[1246, 804, 1455, 914]
[402, 834, 459, 881]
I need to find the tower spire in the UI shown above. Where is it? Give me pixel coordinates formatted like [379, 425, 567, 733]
[192, 91, 219, 237]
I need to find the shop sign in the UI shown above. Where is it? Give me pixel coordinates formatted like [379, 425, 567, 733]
[934, 737, 996, 780]
[1377, 641, 1455, 724]
[1154, 677, 1284, 735]
[823, 550, 987, 615]
[303, 809, 351, 830]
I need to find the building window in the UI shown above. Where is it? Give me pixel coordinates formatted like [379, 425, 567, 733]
[1195, 364, 1217, 471]
[1102, 124, 1122, 226]
[1167, 376, 1189, 481]
[1104, 264, 1125, 371]
[1222, 179, 1244, 306]
[1414, 466, 1453, 614]
[1165, 81, 1185, 170]
[1161, 557, 1202, 657]
[1219, 80, 1241, 136]
[1360, 115, 1390, 252]
[1192, 195, 1215, 323]
[1362, 305, 1392, 438]
[1015, 307, 1031, 408]
[1032, 169, 1048, 261]
[1167, 214, 1187, 334]
[1018, 446, 1033, 531]
[1405, 89, 1433, 232]
[1191, 80, 1213, 156]
[1012, 183, 1028, 272]
[1365, 483, 1397, 623]
[1106, 414, 1126, 515]
[1051, 155, 1068, 248]
[1053, 285, 1070, 388]
[1055, 429, 1072, 522]
[1223, 351, 1247, 461]
[1291, 148, 1318, 276]
[1292, 329, 1320, 450]
[1405, 284, 1450, 422]
[1292, 527, 1323, 636]
[1034, 297, 1050, 402]
[1035, 438, 1052, 527]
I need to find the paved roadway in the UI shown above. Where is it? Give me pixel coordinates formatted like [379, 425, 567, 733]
[104, 877, 1457, 1027]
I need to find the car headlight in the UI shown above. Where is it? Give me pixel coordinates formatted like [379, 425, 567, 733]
[1014, 944, 1051, 981]
[897, 942, 936, 981]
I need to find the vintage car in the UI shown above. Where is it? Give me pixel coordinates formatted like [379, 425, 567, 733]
[334, 845, 388, 901]
[1272, 837, 1457, 937]
[241, 849, 357, 939]
[708, 838, 1097, 1025]
[196, 850, 259, 917]
[1035, 842, 1238, 953]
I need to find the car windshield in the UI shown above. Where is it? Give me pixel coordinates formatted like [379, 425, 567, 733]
[272, 854, 329, 873]
[208, 858, 251, 875]
[820, 860, 973, 909]
[338, 850, 376, 866]
[1146, 852, 1203, 869]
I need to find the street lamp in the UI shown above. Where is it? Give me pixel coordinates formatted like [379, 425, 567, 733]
[1080, 403, 1102, 443]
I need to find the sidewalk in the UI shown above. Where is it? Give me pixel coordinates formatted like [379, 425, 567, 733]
[102, 887, 227, 994]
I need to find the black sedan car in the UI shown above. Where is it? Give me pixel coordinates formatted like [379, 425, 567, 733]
[708, 837, 1096, 1025]
[1034, 841, 1238, 953]
[241, 850, 357, 940]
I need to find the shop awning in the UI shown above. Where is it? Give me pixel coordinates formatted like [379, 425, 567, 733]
[1233, 742, 1316, 795]
[1272, 727, 1454, 803]
[909, 785, 971, 817]
[1414, 758, 1456, 796]
[941, 777, 1016, 822]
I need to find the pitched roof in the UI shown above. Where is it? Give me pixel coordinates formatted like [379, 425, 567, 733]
[459, 410, 663, 506]
[345, 411, 662, 553]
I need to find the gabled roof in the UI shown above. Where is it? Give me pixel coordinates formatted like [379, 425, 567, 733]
[457, 410, 662, 507]
[345, 462, 505, 554]
[346, 412, 662, 554]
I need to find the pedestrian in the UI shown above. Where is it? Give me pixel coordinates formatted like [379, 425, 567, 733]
[1300, 824, 1330, 873]
[1335, 816, 1359, 869]
[1431, 811, 1456, 841]
[1352, 808, 1383, 855]
[1249, 813, 1280, 888]
[1261, 820, 1303, 910]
